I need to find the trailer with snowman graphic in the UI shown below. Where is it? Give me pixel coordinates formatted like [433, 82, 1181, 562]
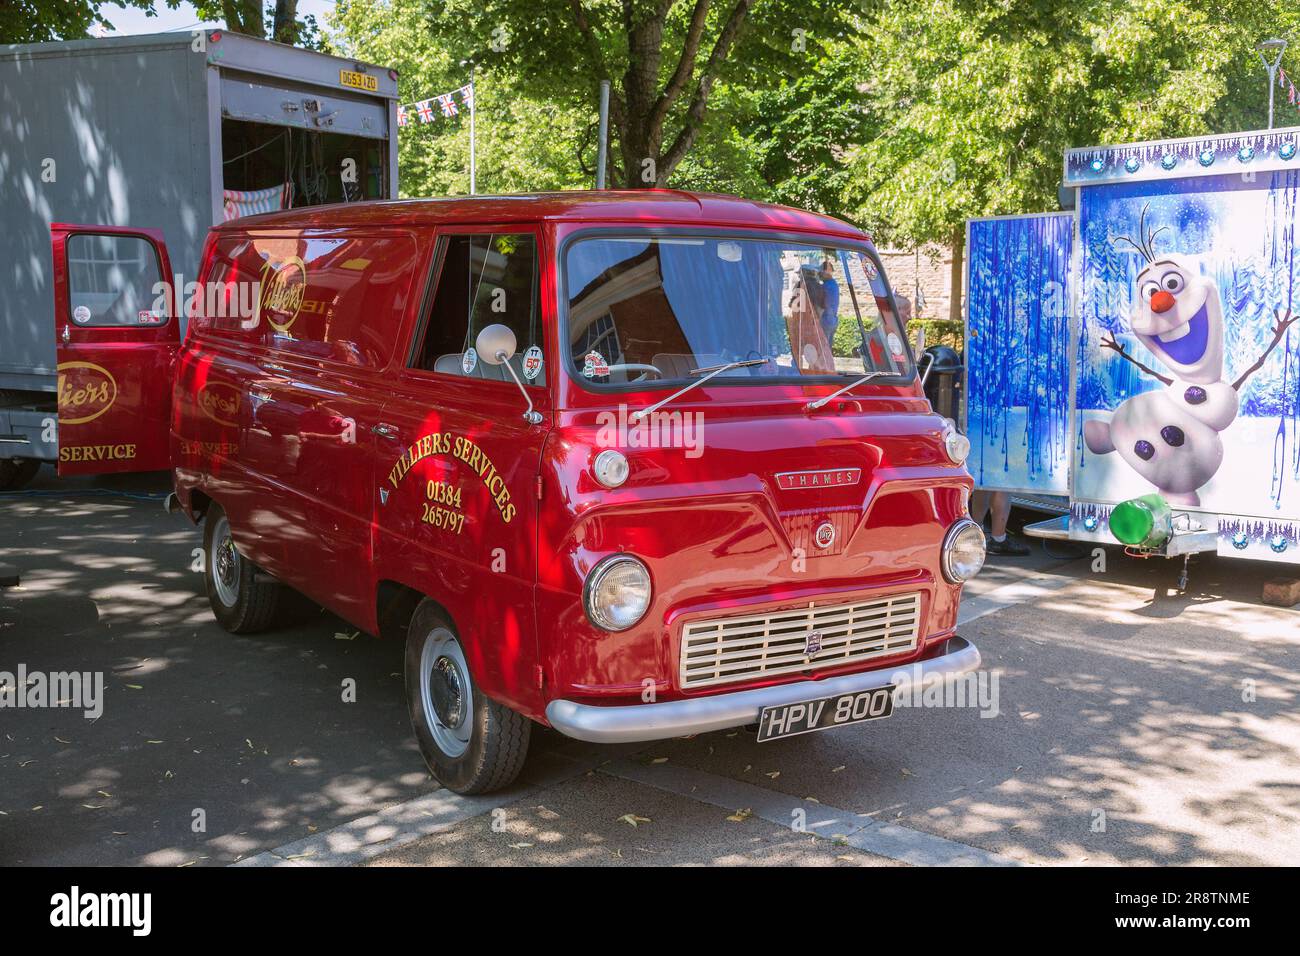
[965, 125, 1300, 567]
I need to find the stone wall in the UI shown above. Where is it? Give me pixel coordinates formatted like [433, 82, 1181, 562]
[877, 244, 956, 320]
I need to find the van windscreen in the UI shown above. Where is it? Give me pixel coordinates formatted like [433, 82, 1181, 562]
[562, 235, 912, 388]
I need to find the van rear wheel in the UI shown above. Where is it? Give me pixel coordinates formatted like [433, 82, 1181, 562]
[0, 458, 40, 491]
[203, 504, 279, 633]
[404, 600, 530, 795]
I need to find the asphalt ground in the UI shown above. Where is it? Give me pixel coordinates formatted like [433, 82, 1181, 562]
[2, 466, 1297, 866]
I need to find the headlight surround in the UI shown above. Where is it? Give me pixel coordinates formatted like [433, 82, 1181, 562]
[942, 418, 970, 465]
[941, 518, 986, 583]
[583, 554, 652, 631]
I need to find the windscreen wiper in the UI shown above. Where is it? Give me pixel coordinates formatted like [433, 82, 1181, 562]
[805, 369, 892, 410]
[629, 358, 769, 424]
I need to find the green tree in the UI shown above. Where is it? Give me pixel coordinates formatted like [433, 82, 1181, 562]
[674, 33, 871, 215]
[327, 0, 591, 196]
[414, 0, 859, 188]
[191, 1, 318, 44]
[848, 0, 1300, 248]
[0, 0, 168, 43]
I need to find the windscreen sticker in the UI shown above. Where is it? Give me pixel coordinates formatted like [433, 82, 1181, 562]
[887, 332, 905, 359]
[387, 431, 516, 524]
[138, 309, 163, 325]
[523, 345, 544, 380]
[461, 347, 478, 375]
[73, 306, 91, 324]
[582, 350, 609, 378]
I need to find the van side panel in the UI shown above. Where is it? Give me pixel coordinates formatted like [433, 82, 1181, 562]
[174, 226, 424, 633]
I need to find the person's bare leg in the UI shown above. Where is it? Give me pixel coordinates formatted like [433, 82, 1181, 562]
[990, 491, 1011, 538]
[984, 491, 1029, 555]
[969, 490, 991, 526]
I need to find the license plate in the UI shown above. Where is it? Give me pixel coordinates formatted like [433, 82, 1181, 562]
[756, 685, 895, 742]
[339, 69, 378, 92]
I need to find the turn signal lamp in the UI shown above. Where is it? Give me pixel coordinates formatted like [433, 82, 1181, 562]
[1109, 494, 1173, 549]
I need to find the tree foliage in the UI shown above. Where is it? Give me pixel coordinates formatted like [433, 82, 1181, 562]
[847, 0, 1300, 247]
[0, 0, 168, 43]
[409, 0, 858, 188]
[327, 0, 591, 196]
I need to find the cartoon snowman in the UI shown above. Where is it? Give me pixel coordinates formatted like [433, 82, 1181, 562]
[1083, 206, 1297, 506]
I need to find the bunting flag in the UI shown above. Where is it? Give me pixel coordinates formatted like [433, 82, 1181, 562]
[1280, 68, 1300, 114]
[397, 82, 474, 126]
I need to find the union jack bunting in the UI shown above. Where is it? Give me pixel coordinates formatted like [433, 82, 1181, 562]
[398, 82, 474, 127]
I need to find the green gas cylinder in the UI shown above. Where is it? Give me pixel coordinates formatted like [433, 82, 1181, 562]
[1108, 493, 1173, 549]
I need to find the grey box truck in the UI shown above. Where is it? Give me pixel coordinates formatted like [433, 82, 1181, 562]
[0, 30, 398, 488]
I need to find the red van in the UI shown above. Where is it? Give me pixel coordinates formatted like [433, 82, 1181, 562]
[85, 191, 985, 794]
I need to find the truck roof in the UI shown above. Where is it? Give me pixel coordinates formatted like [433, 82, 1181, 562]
[215, 190, 871, 242]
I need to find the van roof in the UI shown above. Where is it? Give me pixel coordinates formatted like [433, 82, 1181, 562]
[217, 190, 870, 242]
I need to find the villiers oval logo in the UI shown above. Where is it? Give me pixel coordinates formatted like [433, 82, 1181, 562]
[197, 382, 241, 427]
[56, 361, 118, 425]
[259, 255, 307, 332]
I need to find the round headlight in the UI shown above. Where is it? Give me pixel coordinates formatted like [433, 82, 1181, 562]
[583, 555, 652, 631]
[941, 518, 986, 583]
[592, 449, 629, 488]
[942, 419, 970, 465]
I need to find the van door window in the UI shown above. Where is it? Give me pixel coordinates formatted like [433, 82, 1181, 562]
[415, 233, 542, 384]
[66, 234, 166, 327]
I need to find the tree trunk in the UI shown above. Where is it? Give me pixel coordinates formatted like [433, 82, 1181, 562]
[272, 0, 299, 45]
[569, 0, 752, 189]
[221, 0, 264, 38]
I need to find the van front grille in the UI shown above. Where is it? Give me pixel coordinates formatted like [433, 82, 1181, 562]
[679, 592, 921, 690]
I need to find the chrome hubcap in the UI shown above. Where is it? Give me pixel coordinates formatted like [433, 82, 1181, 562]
[210, 515, 240, 608]
[419, 628, 473, 758]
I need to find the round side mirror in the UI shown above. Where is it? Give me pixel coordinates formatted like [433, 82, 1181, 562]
[476, 324, 517, 365]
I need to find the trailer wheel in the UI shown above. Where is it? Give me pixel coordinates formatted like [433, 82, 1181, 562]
[203, 504, 279, 633]
[0, 458, 41, 491]
[405, 599, 531, 794]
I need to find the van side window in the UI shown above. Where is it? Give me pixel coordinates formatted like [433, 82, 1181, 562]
[415, 233, 542, 384]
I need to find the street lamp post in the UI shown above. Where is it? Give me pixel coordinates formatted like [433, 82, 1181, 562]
[460, 59, 476, 194]
[1258, 38, 1288, 130]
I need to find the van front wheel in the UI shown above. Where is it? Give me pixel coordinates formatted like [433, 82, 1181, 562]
[203, 504, 279, 633]
[405, 600, 530, 794]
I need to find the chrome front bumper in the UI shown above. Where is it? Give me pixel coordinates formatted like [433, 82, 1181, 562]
[545, 635, 981, 744]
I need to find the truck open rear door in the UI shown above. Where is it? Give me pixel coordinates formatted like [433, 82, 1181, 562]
[50, 223, 179, 476]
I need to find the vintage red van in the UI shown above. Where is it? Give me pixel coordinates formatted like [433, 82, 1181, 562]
[62, 191, 987, 794]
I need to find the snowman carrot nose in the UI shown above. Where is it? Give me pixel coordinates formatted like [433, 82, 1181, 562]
[1150, 289, 1176, 313]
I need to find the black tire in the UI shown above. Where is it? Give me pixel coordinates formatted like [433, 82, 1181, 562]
[404, 599, 530, 794]
[203, 503, 280, 633]
[0, 458, 41, 491]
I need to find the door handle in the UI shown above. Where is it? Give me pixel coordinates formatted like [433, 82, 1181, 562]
[61, 325, 70, 343]
[261, 362, 292, 376]
[371, 422, 399, 438]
